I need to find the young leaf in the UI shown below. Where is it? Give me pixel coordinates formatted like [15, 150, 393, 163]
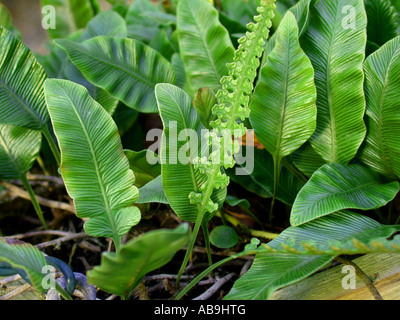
[301, 0, 367, 164]
[290, 163, 400, 227]
[210, 225, 241, 249]
[177, 0, 235, 92]
[225, 211, 400, 300]
[0, 27, 48, 130]
[192, 87, 218, 130]
[55, 36, 176, 113]
[87, 224, 191, 299]
[0, 124, 46, 227]
[360, 37, 400, 179]
[41, 0, 96, 39]
[44, 79, 141, 249]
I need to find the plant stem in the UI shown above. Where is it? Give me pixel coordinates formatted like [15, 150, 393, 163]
[176, 207, 204, 287]
[174, 255, 235, 300]
[201, 222, 213, 270]
[42, 126, 61, 167]
[36, 155, 51, 176]
[54, 282, 73, 300]
[269, 156, 281, 228]
[176, 167, 219, 286]
[335, 256, 383, 300]
[174, 249, 256, 300]
[20, 175, 47, 229]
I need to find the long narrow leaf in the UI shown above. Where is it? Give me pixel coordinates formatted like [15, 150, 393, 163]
[55, 36, 176, 113]
[44, 79, 140, 248]
[41, 0, 97, 39]
[0, 124, 41, 180]
[87, 224, 191, 299]
[177, 0, 234, 92]
[250, 11, 316, 165]
[301, 0, 367, 164]
[0, 238, 48, 293]
[360, 36, 400, 179]
[225, 211, 400, 300]
[156, 83, 226, 223]
[290, 163, 399, 226]
[0, 27, 48, 130]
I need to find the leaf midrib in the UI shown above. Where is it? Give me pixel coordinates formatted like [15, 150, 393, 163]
[59, 85, 118, 239]
[252, 254, 331, 299]
[184, 2, 223, 82]
[64, 39, 155, 89]
[0, 78, 44, 129]
[369, 47, 400, 175]
[296, 179, 388, 215]
[167, 92, 200, 195]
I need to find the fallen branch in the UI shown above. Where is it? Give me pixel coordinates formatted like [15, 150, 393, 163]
[7, 230, 71, 239]
[0, 283, 31, 300]
[26, 173, 64, 186]
[0, 181, 75, 214]
[193, 273, 236, 300]
[35, 232, 88, 249]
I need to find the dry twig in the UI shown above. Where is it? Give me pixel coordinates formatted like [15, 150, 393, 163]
[0, 181, 75, 214]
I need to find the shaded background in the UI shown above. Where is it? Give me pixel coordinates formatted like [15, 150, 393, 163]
[3, 0, 48, 54]
[1, 0, 123, 54]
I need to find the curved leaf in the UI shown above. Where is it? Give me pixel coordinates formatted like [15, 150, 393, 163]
[0, 238, 47, 293]
[81, 10, 127, 41]
[290, 163, 400, 227]
[41, 0, 96, 39]
[360, 37, 400, 179]
[0, 124, 41, 180]
[87, 224, 191, 299]
[55, 36, 176, 113]
[177, 0, 234, 92]
[250, 12, 316, 162]
[225, 211, 399, 300]
[210, 225, 241, 249]
[0, 27, 48, 130]
[220, 0, 258, 25]
[137, 175, 168, 204]
[228, 148, 304, 205]
[124, 149, 161, 187]
[44, 79, 140, 247]
[365, 0, 399, 49]
[301, 0, 367, 164]
[125, 0, 162, 43]
[292, 141, 326, 177]
[148, 28, 176, 61]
